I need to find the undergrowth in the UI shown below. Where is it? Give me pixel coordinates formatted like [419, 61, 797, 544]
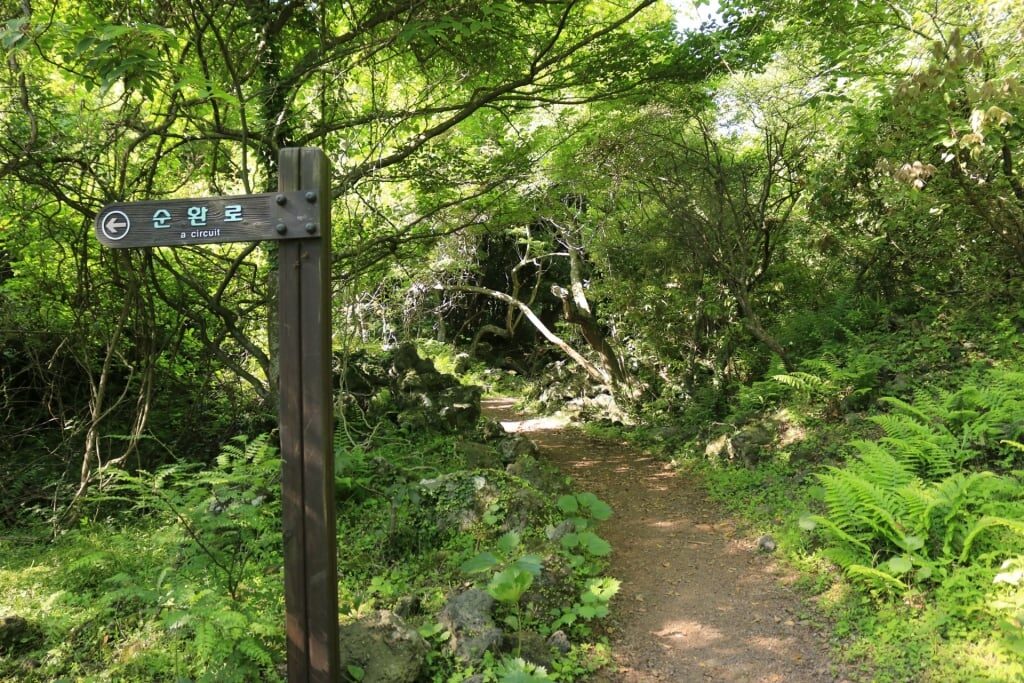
[0, 355, 613, 682]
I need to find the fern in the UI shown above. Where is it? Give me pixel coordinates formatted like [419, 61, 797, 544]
[772, 371, 831, 397]
[961, 516, 1024, 563]
[806, 369, 1024, 598]
[846, 564, 908, 595]
[847, 440, 914, 489]
[876, 396, 937, 430]
[771, 352, 886, 417]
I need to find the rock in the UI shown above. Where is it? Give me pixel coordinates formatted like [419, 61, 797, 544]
[336, 351, 387, 395]
[545, 520, 575, 543]
[438, 589, 503, 662]
[478, 418, 507, 442]
[397, 408, 432, 433]
[500, 487, 549, 532]
[704, 434, 734, 459]
[516, 630, 554, 668]
[393, 595, 421, 619]
[757, 535, 777, 553]
[890, 373, 912, 394]
[337, 610, 428, 683]
[506, 454, 564, 493]
[400, 368, 455, 392]
[339, 343, 483, 434]
[369, 455, 400, 484]
[521, 562, 576, 612]
[498, 435, 539, 463]
[563, 393, 631, 423]
[418, 473, 498, 533]
[0, 615, 30, 655]
[389, 342, 426, 374]
[547, 629, 571, 655]
[732, 421, 776, 464]
[457, 440, 503, 470]
[453, 352, 473, 374]
[437, 385, 483, 431]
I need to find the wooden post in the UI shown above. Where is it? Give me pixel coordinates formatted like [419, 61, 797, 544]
[277, 147, 339, 683]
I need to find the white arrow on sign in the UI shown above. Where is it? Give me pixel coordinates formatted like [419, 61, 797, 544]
[100, 211, 131, 240]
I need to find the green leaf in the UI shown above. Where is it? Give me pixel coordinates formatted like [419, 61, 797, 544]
[512, 553, 543, 577]
[0, 17, 28, 49]
[902, 535, 924, 551]
[560, 532, 580, 549]
[347, 664, 365, 681]
[885, 555, 913, 575]
[497, 531, 521, 555]
[417, 622, 445, 638]
[798, 514, 817, 531]
[460, 552, 499, 574]
[583, 577, 621, 602]
[557, 495, 579, 514]
[579, 531, 611, 556]
[588, 498, 613, 521]
[487, 567, 534, 603]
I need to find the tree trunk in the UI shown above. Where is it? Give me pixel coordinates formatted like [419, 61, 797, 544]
[733, 286, 794, 372]
[441, 284, 612, 385]
[550, 284, 629, 387]
[550, 242, 635, 394]
[468, 323, 508, 357]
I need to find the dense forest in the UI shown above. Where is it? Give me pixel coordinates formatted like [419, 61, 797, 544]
[2, 0, 1024, 680]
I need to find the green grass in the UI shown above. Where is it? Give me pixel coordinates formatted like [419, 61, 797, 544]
[1, 416, 616, 683]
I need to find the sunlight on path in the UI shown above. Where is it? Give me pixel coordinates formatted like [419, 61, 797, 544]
[485, 397, 568, 434]
[482, 398, 845, 683]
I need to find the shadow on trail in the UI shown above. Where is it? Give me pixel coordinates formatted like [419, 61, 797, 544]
[483, 398, 842, 683]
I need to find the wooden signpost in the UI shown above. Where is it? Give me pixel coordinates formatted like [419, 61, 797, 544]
[95, 148, 340, 683]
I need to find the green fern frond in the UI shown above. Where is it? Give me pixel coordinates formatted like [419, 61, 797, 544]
[809, 514, 874, 556]
[896, 481, 934, 535]
[848, 441, 913, 489]
[878, 395, 937, 428]
[822, 468, 908, 549]
[772, 371, 831, 395]
[802, 357, 843, 381]
[821, 544, 872, 570]
[879, 436, 958, 479]
[870, 412, 942, 441]
[961, 516, 1024, 562]
[846, 564, 908, 594]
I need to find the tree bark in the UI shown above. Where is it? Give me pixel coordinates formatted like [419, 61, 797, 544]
[440, 284, 612, 385]
[550, 235, 634, 395]
[733, 285, 795, 372]
[469, 323, 508, 357]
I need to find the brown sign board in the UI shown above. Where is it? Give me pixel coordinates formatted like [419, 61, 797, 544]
[94, 190, 321, 248]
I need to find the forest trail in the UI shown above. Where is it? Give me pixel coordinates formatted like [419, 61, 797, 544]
[482, 398, 844, 683]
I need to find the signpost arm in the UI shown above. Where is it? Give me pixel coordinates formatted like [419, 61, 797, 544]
[278, 147, 339, 683]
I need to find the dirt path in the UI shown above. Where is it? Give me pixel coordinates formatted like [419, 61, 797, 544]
[483, 399, 843, 683]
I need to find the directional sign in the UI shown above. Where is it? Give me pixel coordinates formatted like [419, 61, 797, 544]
[94, 191, 322, 248]
[92, 149, 340, 682]
[99, 210, 131, 241]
